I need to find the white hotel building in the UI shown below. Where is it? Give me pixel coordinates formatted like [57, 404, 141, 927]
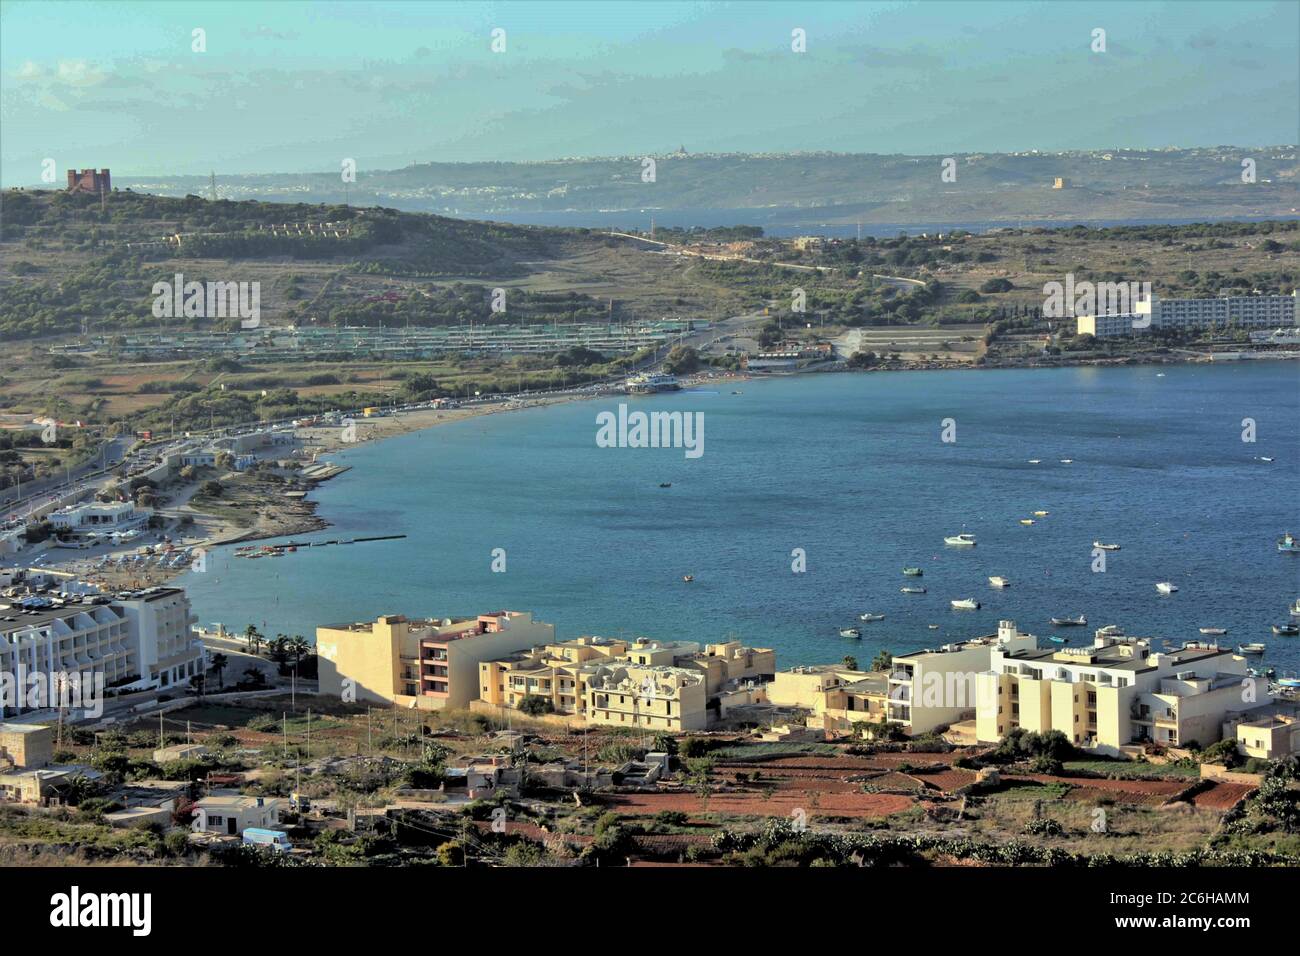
[0, 587, 205, 718]
[1077, 290, 1297, 338]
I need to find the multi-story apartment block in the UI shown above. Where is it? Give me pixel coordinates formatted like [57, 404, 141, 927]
[316, 610, 554, 710]
[888, 621, 1039, 735]
[975, 630, 1270, 756]
[584, 662, 708, 731]
[1077, 291, 1298, 338]
[478, 636, 629, 714]
[768, 664, 889, 736]
[0, 587, 205, 718]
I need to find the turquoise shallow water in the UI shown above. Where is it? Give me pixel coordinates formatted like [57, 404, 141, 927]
[180, 362, 1300, 676]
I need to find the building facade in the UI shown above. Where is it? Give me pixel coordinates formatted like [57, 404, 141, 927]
[316, 610, 555, 710]
[1077, 291, 1298, 338]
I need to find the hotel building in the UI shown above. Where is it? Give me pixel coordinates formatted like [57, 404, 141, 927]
[887, 621, 1039, 735]
[316, 610, 555, 711]
[975, 630, 1271, 756]
[0, 587, 205, 718]
[1077, 291, 1298, 338]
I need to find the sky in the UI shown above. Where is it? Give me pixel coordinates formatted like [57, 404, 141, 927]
[1, 0, 1297, 183]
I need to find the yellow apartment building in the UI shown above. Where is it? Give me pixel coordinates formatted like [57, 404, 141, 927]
[1225, 704, 1300, 760]
[975, 630, 1271, 756]
[478, 636, 628, 714]
[768, 665, 889, 736]
[316, 610, 554, 710]
[584, 662, 708, 731]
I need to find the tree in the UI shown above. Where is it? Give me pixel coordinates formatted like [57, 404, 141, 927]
[518, 694, 555, 717]
[979, 278, 1014, 294]
[663, 345, 701, 375]
[210, 653, 229, 689]
[243, 624, 264, 654]
[870, 650, 892, 672]
[842, 655, 859, 671]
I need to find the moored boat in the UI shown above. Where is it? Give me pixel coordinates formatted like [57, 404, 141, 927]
[902, 567, 923, 576]
[1199, 627, 1228, 636]
[900, 586, 927, 594]
[859, 613, 886, 622]
[1156, 582, 1178, 594]
[1273, 624, 1299, 637]
[1051, 615, 1087, 627]
[1279, 533, 1300, 553]
[951, 598, 981, 610]
[1093, 541, 1121, 551]
[944, 533, 976, 547]
[988, 576, 1010, 588]
[1019, 519, 1035, 526]
[840, 627, 861, 638]
[1237, 643, 1266, 656]
[1049, 636, 1069, 645]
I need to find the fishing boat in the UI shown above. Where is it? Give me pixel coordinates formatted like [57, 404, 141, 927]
[900, 586, 927, 594]
[1093, 541, 1121, 551]
[682, 575, 693, 583]
[1279, 533, 1300, 554]
[1237, 643, 1267, 656]
[1273, 624, 1299, 637]
[1051, 615, 1087, 627]
[1156, 582, 1179, 594]
[944, 533, 976, 547]
[902, 567, 923, 577]
[1048, 636, 1070, 645]
[1019, 519, 1035, 526]
[840, 627, 861, 639]
[859, 613, 886, 622]
[988, 576, 1010, 588]
[1199, 627, 1228, 636]
[951, 598, 981, 610]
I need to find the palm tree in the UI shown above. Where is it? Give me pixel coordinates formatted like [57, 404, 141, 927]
[288, 635, 310, 669]
[210, 653, 228, 690]
[243, 624, 263, 652]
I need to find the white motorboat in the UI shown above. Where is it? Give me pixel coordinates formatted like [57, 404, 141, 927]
[1051, 615, 1087, 627]
[900, 586, 927, 594]
[988, 576, 1010, 588]
[951, 598, 981, 610]
[1199, 627, 1228, 636]
[1093, 541, 1121, 551]
[840, 627, 861, 639]
[1156, 582, 1179, 594]
[944, 533, 976, 546]
[1236, 643, 1266, 656]
[859, 613, 886, 622]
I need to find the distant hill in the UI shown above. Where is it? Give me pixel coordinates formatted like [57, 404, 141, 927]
[111, 147, 1300, 227]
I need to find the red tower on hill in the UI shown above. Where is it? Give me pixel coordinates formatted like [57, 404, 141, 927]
[66, 168, 111, 194]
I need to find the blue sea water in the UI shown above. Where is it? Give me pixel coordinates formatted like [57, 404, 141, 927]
[180, 362, 1300, 676]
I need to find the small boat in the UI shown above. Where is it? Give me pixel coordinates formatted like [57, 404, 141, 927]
[900, 586, 927, 594]
[951, 598, 981, 610]
[682, 575, 693, 583]
[1027, 459, 1041, 464]
[902, 567, 923, 576]
[1051, 615, 1087, 627]
[1093, 541, 1121, 551]
[840, 627, 861, 639]
[1260, 456, 1275, 463]
[1059, 459, 1073, 464]
[1291, 599, 1300, 616]
[928, 624, 940, 630]
[1097, 624, 1125, 637]
[1033, 511, 1049, 517]
[1156, 582, 1178, 594]
[1273, 624, 1299, 637]
[944, 533, 976, 547]
[1199, 627, 1228, 636]
[1279, 533, 1300, 554]
[1019, 519, 1035, 526]
[1237, 643, 1266, 656]
[988, 576, 1010, 588]
[859, 613, 886, 622]
[1048, 636, 1070, 645]
[659, 483, 672, 488]
[1277, 677, 1300, 689]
